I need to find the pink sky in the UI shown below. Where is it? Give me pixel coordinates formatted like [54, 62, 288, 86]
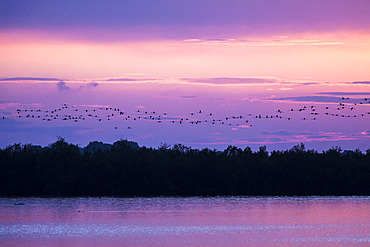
[1, 32, 370, 82]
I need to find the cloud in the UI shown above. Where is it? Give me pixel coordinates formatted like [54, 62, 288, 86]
[360, 130, 370, 136]
[88, 82, 98, 87]
[152, 94, 194, 100]
[237, 125, 252, 129]
[302, 82, 319, 85]
[261, 130, 294, 136]
[0, 77, 62, 82]
[57, 81, 69, 90]
[79, 104, 110, 108]
[79, 82, 98, 89]
[181, 77, 279, 85]
[272, 95, 369, 104]
[106, 78, 142, 82]
[259, 130, 361, 144]
[183, 38, 344, 47]
[317, 92, 370, 96]
[236, 137, 285, 144]
[270, 96, 341, 103]
[271, 94, 370, 104]
[0, 101, 43, 110]
[0, 124, 89, 136]
[181, 96, 197, 99]
[352, 81, 370, 84]
[261, 130, 313, 136]
[105, 78, 157, 82]
[199, 128, 362, 146]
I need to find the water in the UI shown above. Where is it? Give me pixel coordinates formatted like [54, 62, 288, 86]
[0, 197, 369, 246]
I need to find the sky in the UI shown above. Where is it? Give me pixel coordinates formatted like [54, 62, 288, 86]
[0, 0, 370, 151]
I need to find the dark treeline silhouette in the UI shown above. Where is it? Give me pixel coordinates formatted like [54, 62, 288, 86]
[0, 138, 369, 197]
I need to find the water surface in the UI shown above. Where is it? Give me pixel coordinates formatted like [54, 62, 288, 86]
[0, 197, 369, 246]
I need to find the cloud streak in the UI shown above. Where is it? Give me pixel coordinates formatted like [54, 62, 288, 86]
[258, 130, 362, 144]
[261, 130, 313, 136]
[57, 81, 69, 91]
[0, 77, 62, 82]
[183, 38, 344, 47]
[270, 96, 352, 104]
[317, 92, 370, 96]
[180, 96, 197, 99]
[352, 81, 370, 84]
[181, 77, 280, 86]
[104, 78, 158, 83]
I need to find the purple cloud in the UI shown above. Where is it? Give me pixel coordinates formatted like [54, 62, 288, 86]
[352, 81, 370, 84]
[79, 82, 98, 90]
[317, 92, 370, 96]
[106, 78, 142, 82]
[88, 82, 98, 87]
[261, 130, 313, 136]
[1, 1, 369, 40]
[258, 130, 361, 145]
[57, 81, 69, 91]
[105, 78, 157, 82]
[270, 95, 370, 104]
[181, 77, 278, 85]
[181, 96, 197, 99]
[0, 77, 62, 82]
[270, 96, 341, 103]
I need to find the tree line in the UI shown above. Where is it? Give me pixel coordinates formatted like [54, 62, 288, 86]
[0, 138, 369, 197]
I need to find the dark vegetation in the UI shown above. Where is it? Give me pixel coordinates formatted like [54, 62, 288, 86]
[0, 138, 369, 197]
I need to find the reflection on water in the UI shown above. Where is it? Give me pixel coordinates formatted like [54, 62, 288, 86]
[0, 197, 369, 246]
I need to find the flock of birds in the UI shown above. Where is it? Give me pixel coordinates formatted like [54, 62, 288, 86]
[1, 97, 370, 130]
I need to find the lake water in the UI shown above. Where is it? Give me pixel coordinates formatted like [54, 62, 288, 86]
[0, 197, 369, 246]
